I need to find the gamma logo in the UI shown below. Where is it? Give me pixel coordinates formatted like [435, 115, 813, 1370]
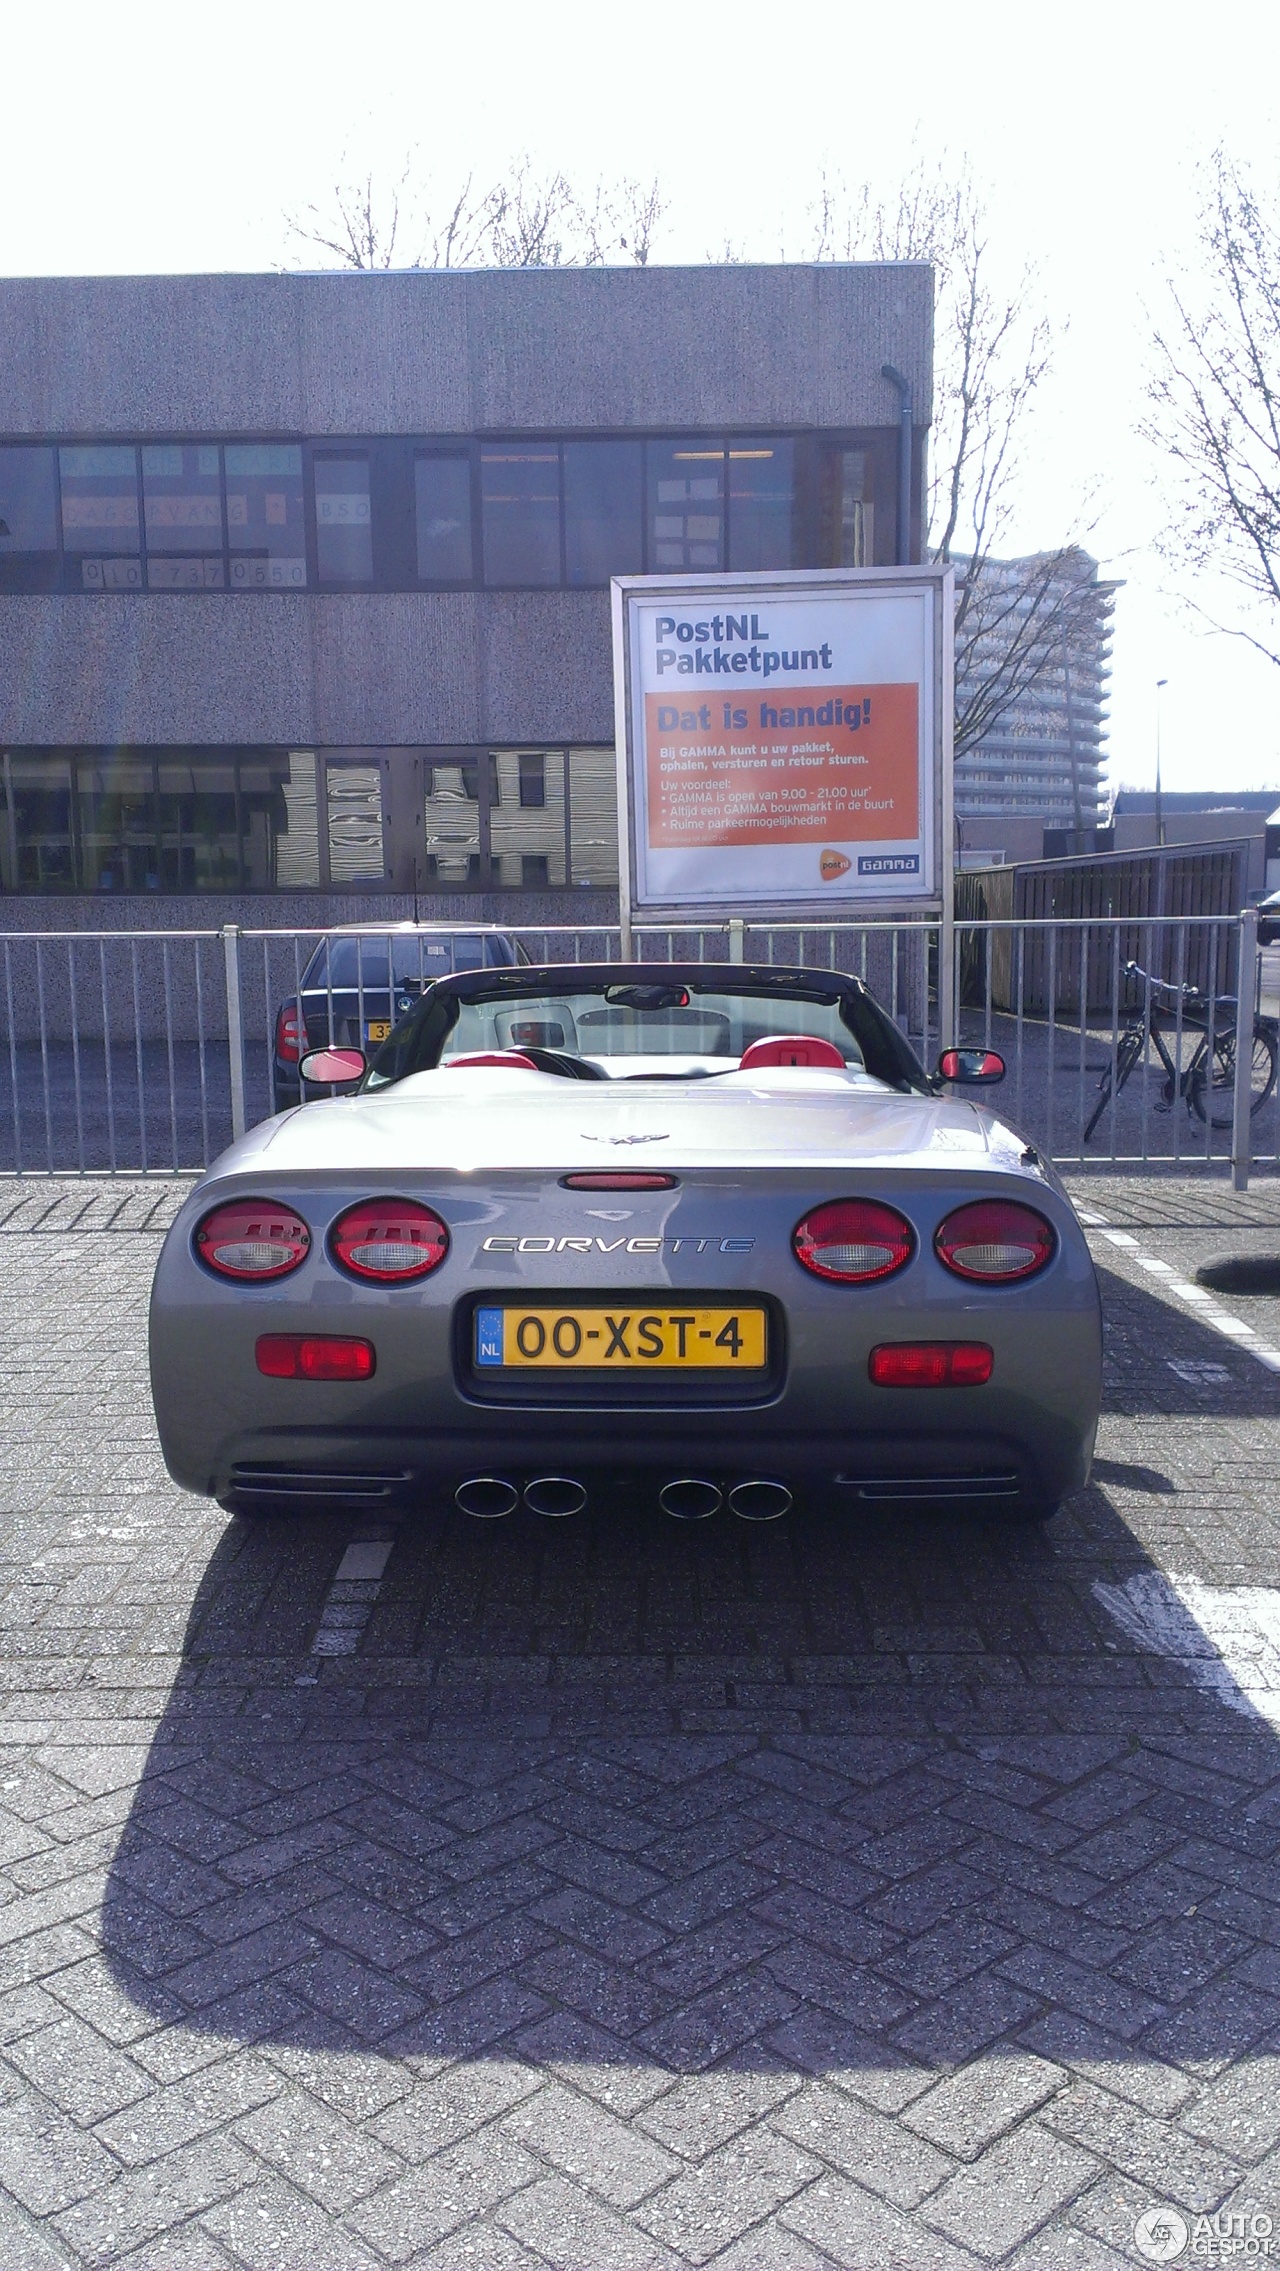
[819, 849, 852, 882]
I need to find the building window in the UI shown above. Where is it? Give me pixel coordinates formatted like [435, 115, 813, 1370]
[142, 446, 224, 590]
[225, 444, 307, 588]
[0, 428, 897, 592]
[490, 750, 566, 888]
[324, 759, 387, 880]
[727, 440, 796, 571]
[820, 447, 873, 568]
[563, 440, 643, 584]
[480, 447, 562, 585]
[415, 456, 473, 582]
[314, 453, 373, 585]
[59, 446, 141, 590]
[0, 447, 59, 573]
[423, 755, 483, 886]
[648, 440, 724, 572]
[568, 748, 618, 887]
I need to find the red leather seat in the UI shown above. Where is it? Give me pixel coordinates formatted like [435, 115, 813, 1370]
[738, 1035, 847, 1070]
[445, 1051, 537, 1070]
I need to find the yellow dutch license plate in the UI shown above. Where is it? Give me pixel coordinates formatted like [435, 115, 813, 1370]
[475, 1305, 768, 1370]
[365, 1020, 391, 1043]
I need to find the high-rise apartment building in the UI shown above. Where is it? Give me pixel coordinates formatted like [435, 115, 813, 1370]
[954, 549, 1116, 835]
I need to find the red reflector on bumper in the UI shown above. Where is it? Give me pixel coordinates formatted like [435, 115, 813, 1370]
[869, 1341, 993, 1387]
[256, 1335, 376, 1381]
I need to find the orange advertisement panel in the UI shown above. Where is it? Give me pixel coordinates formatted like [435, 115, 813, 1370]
[644, 683, 919, 849]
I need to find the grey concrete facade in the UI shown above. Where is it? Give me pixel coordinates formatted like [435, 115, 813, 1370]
[0, 265, 932, 756]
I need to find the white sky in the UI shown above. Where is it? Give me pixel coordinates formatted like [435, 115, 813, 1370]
[3, 0, 1278, 799]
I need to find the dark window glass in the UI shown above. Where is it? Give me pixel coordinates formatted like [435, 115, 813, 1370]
[142, 445, 224, 590]
[0, 449, 58, 553]
[480, 447, 561, 585]
[77, 752, 158, 892]
[727, 440, 795, 570]
[314, 454, 373, 585]
[563, 440, 643, 584]
[0, 752, 75, 889]
[60, 446, 141, 590]
[156, 755, 240, 887]
[647, 441, 725, 572]
[518, 753, 546, 808]
[819, 447, 872, 567]
[225, 444, 306, 589]
[415, 457, 473, 581]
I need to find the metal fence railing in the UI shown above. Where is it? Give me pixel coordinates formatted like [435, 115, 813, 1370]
[0, 914, 1274, 1183]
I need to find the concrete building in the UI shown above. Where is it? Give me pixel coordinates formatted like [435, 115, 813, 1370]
[0, 265, 932, 927]
[953, 549, 1116, 860]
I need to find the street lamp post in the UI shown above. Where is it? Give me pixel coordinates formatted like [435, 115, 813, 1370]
[1155, 678, 1168, 849]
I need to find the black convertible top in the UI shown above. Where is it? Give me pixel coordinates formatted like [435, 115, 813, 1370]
[363, 961, 934, 1096]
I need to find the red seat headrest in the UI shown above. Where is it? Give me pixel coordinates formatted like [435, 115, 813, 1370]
[445, 1051, 538, 1070]
[739, 1035, 848, 1070]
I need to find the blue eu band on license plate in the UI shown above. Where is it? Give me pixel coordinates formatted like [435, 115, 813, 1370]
[476, 1308, 505, 1366]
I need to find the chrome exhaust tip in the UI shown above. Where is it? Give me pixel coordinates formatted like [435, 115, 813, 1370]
[455, 1475, 519, 1519]
[727, 1478, 792, 1522]
[523, 1475, 587, 1518]
[659, 1477, 723, 1521]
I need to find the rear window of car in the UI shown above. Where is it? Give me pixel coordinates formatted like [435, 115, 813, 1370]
[303, 934, 515, 989]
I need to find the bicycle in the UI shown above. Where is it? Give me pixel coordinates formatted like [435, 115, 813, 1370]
[1083, 958, 1279, 1143]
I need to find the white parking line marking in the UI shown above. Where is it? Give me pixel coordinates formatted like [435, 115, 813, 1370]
[310, 1528, 399, 1657]
[1095, 1571, 1280, 1733]
[335, 1541, 394, 1583]
[1082, 1212, 1280, 1376]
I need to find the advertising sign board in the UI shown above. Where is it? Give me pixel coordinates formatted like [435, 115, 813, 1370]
[611, 566, 954, 929]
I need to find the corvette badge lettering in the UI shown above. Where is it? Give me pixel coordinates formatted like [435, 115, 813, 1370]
[481, 1234, 755, 1254]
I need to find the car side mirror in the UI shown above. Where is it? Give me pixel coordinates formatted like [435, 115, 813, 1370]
[937, 1047, 1006, 1085]
[299, 1046, 366, 1089]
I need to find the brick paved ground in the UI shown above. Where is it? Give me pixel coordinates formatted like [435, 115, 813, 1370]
[1, 1173, 1280, 2268]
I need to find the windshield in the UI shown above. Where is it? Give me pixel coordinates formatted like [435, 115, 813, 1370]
[303, 934, 515, 991]
[443, 986, 861, 1065]
[360, 968, 933, 1092]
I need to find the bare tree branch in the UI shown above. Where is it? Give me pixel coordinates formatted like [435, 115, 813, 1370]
[1144, 152, 1280, 651]
[283, 154, 667, 272]
[806, 162, 1089, 762]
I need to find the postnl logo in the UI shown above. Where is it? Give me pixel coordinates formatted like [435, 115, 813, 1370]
[819, 849, 852, 882]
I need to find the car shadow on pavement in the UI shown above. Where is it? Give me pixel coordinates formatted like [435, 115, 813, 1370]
[98, 1261, 1280, 2102]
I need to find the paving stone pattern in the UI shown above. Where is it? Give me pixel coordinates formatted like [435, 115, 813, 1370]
[0, 1175, 1279, 2266]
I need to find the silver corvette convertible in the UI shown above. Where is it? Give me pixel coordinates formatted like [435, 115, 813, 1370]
[149, 963, 1102, 1525]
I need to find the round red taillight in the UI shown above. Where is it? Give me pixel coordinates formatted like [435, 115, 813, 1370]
[934, 1200, 1055, 1282]
[330, 1199, 449, 1282]
[195, 1199, 310, 1281]
[792, 1198, 915, 1282]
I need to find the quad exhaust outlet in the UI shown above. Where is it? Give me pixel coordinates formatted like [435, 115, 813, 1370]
[523, 1475, 588, 1518]
[455, 1473, 791, 1522]
[454, 1476, 520, 1519]
[659, 1478, 723, 1521]
[727, 1479, 792, 1522]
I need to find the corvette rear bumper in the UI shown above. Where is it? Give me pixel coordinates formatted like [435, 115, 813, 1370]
[208, 1418, 1091, 1510]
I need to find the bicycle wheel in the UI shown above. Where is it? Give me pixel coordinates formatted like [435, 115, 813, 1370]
[1084, 1027, 1143, 1143]
[1188, 1024, 1279, 1128]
